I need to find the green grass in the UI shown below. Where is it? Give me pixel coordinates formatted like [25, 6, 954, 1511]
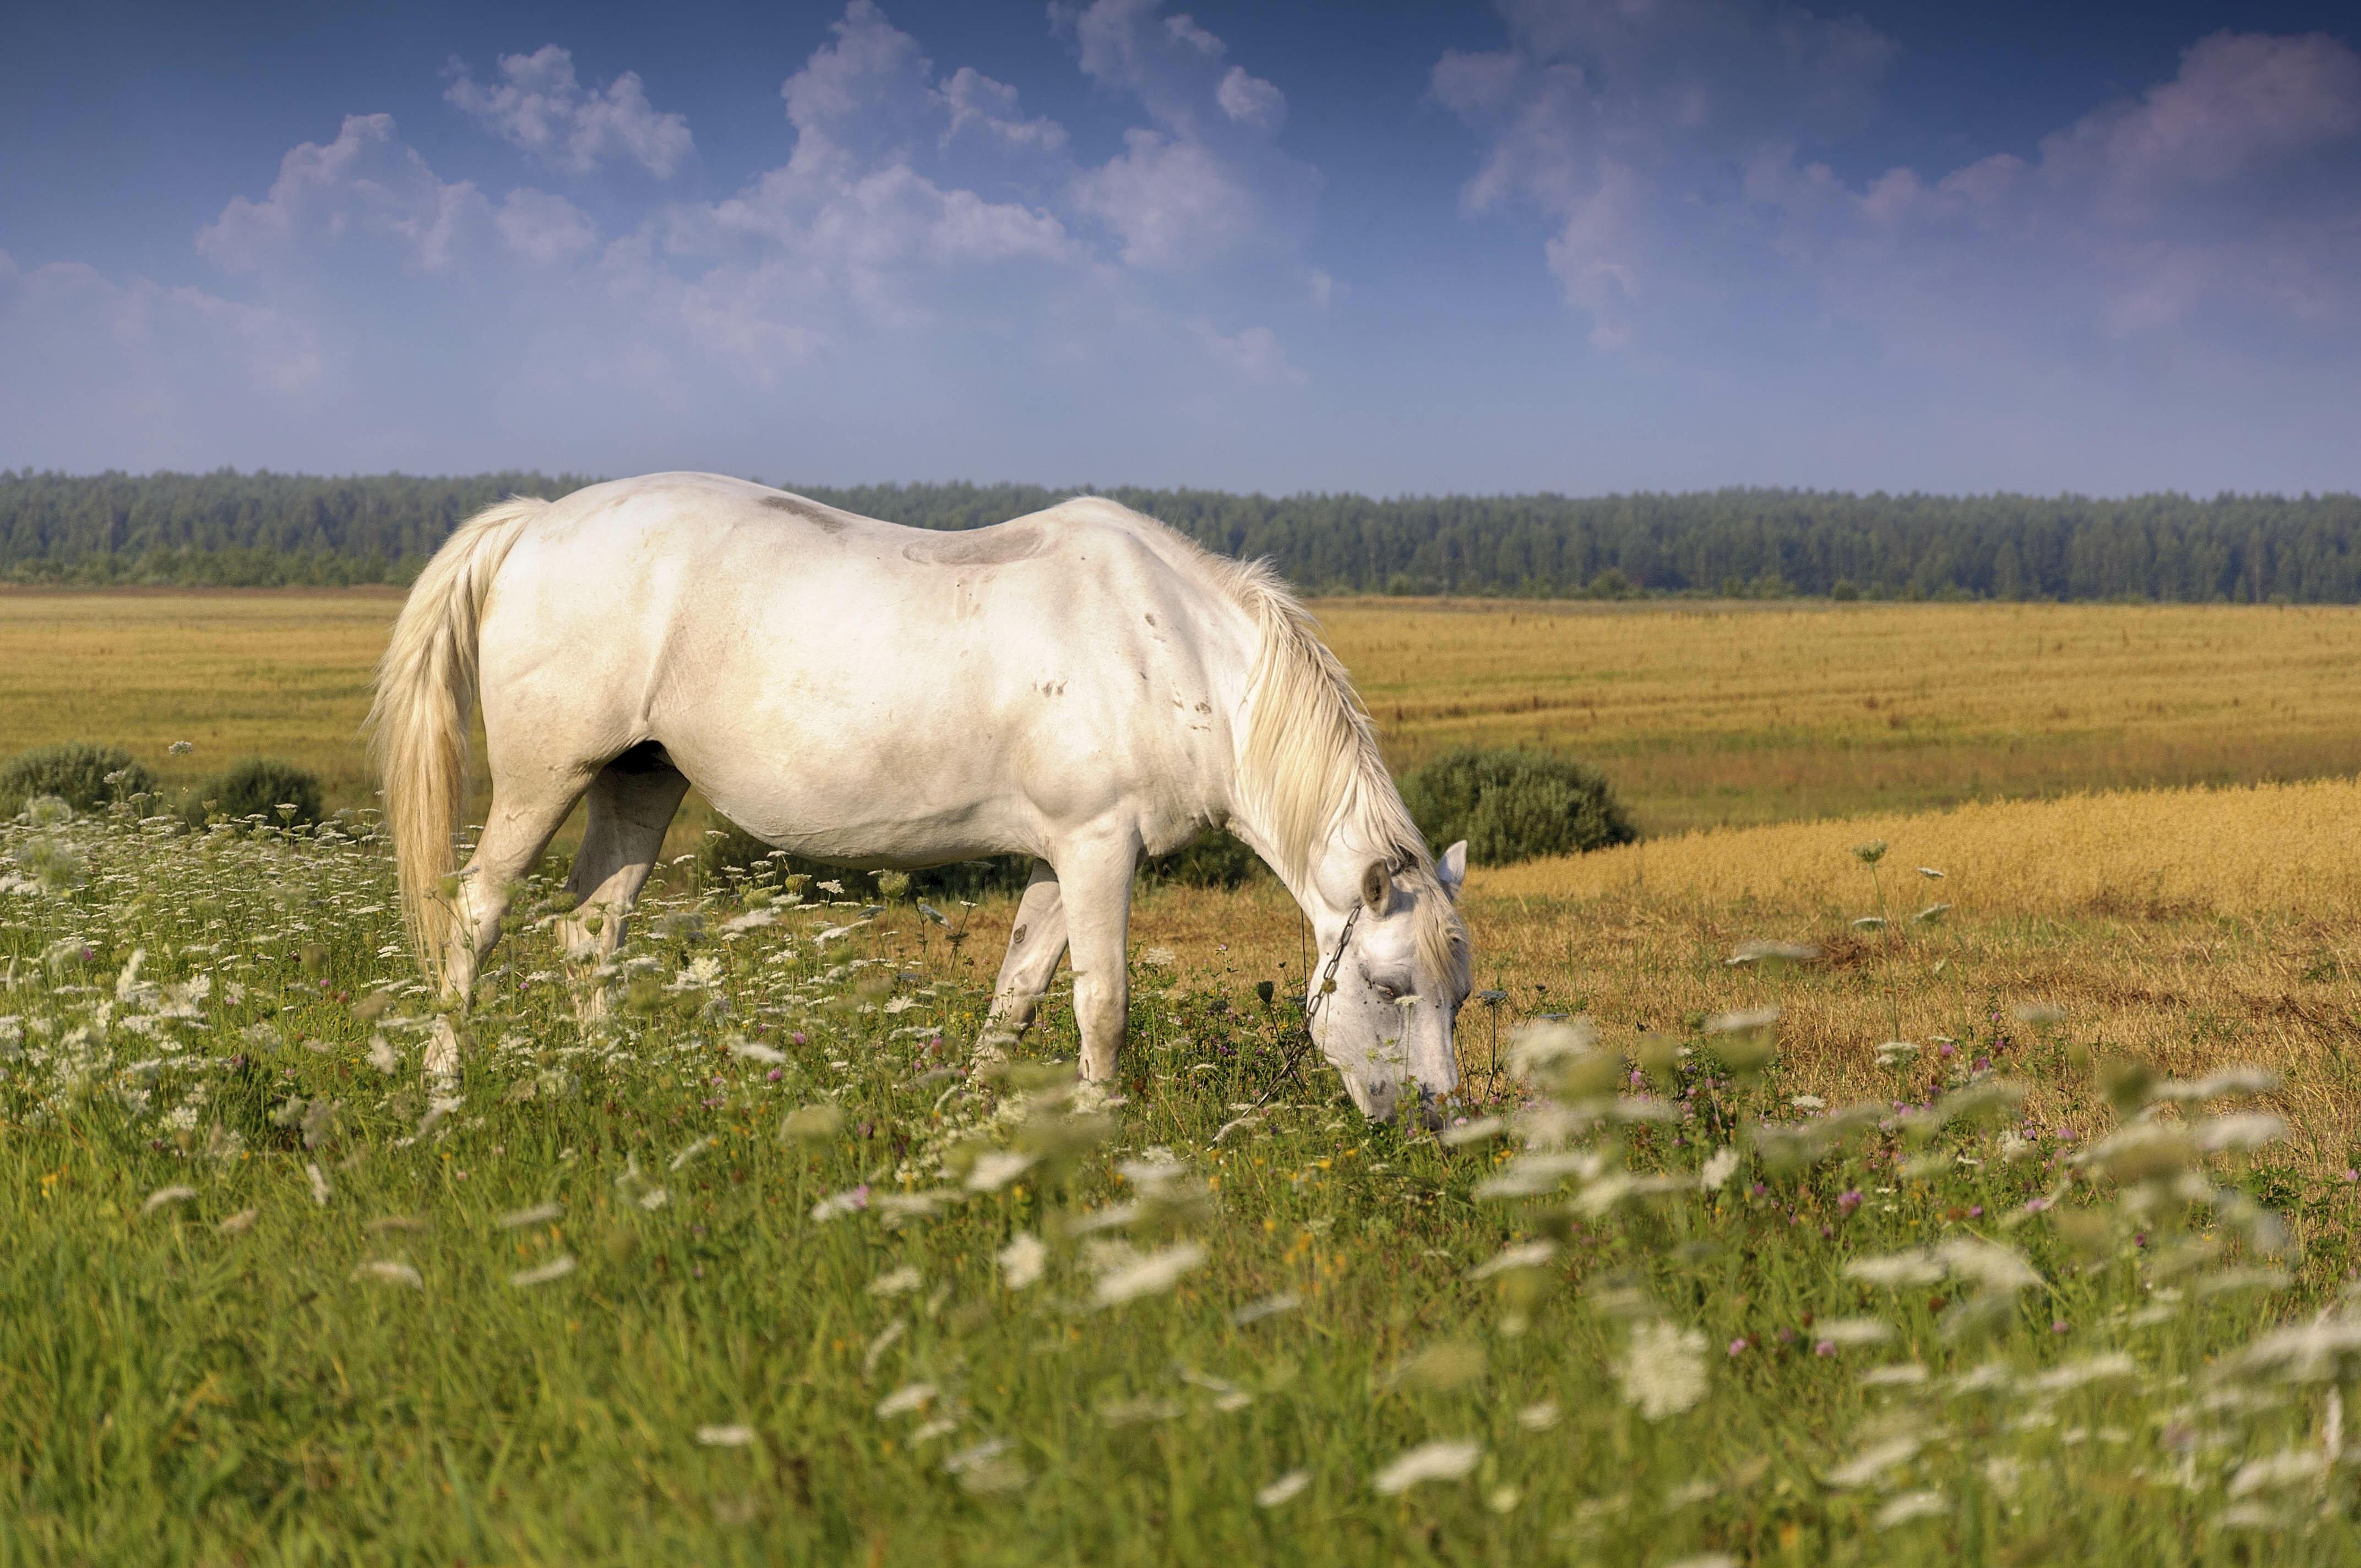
[3, 803, 2358, 1564]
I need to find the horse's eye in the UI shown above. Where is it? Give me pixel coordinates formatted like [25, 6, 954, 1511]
[1371, 981, 1400, 1002]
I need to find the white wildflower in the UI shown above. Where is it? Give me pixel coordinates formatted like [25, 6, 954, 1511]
[636, 1186, 669, 1211]
[1256, 1469, 1310, 1507]
[1815, 1317, 1894, 1348]
[1233, 1292, 1300, 1325]
[366, 1034, 400, 1074]
[811, 1186, 871, 1222]
[1876, 1490, 1946, 1527]
[875, 1383, 937, 1419]
[1093, 1242, 1206, 1306]
[668, 1136, 715, 1171]
[1706, 1005, 1780, 1035]
[1468, 1240, 1559, 1280]
[966, 1151, 1036, 1192]
[1826, 1436, 1920, 1489]
[1937, 1236, 2041, 1292]
[696, 1424, 755, 1447]
[1372, 1440, 1481, 1495]
[998, 1231, 1047, 1289]
[869, 1266, 923, 1298]
[353, 1259, 422, 1288]
[2026, 1352, 2136, 1393]
[1846, 1249, 1945, 1288]
[305, 1162, 330, 1206]
[1619, 1321, 1709, 1419]
[497, 1202, 563, 1231]
[1516, 1401, 1562, 1431]
[2193, 1113, 2288, 1153]
[1699, 1147, 1740, 1191]
[511, 1255, 578, 1287]
[2229, 1449, 2328, 1497]
[216, 1208, 258, 1234]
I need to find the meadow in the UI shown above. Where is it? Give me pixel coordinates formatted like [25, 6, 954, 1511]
[7, 590, 2361, 1560]
[9, 591, 2361, 832]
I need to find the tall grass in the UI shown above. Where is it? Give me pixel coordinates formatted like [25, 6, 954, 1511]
[5, 801, 2360, 1562]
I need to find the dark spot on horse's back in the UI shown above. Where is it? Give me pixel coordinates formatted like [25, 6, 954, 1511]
[758, 494, 847, 534]
[609, 739, 676, 775]
[902, 523, 1047, 568]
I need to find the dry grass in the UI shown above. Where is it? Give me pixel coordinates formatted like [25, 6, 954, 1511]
[1480, 775, 2361, 918]
[12, 591, 2361, 840]
[1321, 597, 2361, 831]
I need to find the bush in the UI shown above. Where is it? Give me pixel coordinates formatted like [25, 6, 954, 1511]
[1401, 748, 1637, 867]
[694, 819, 1031, 902]
[190, 758, 324, 829]
[0, 743, 155, 817]
[1140, 828, 1270, 890]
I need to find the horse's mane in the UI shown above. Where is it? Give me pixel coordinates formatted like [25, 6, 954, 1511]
[1057, 498, 1468, 987]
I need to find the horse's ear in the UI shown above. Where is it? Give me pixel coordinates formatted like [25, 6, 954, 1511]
[1438, 841, 1467, 901]
[1361, 859, 1390, 911]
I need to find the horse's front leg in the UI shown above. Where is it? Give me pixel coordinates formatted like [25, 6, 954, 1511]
[976, 861, 1068, 1064]
[1052, 837, 1139, 1086]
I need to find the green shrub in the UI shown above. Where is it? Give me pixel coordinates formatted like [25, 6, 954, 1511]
[1401, 747, 1636, 866]
[192, 757, 324, 828]
[1140, 828, 1269, 890]
[0, 743, 155, 817]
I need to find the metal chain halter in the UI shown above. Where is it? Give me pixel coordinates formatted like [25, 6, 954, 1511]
[1248, 896, 1362, 1112]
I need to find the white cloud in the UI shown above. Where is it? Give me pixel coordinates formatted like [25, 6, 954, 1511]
[1751, 30, 2361, 351]
[939, 67, 1069, 154]
[1216, 67, 1285, 131]
[1054, 0, 1315, 270]
[1073, 129, 1258, 270]
[445, 45, 693, 177]
[1435, 0, 1896, 346]
[1190, 319, 1304, 386]
[493, 188, 600, 266]
[197, 113, 493, 275]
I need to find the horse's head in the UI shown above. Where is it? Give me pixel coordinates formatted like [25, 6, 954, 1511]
[1310, 841, 1470, 1125]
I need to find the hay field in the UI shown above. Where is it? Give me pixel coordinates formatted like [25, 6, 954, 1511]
[7, 591, 2361, 834]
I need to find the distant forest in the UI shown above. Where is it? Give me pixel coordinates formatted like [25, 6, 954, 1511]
[5, 469, 2360, 602]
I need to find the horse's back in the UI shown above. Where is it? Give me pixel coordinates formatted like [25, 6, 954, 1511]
[473, 473, 1255, 861]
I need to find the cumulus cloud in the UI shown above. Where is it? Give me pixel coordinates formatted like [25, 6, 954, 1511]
[445, 45, 693, 177]
[1435, 0, 1896, 346]
[1054, 0, 1314, 270]
[1440, 2, 2361, 387]
[1750, 31, 2361, 351]
[8, 2, 1325, 476]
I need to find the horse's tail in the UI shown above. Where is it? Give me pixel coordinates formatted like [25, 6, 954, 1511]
[365, 495, 546, 985]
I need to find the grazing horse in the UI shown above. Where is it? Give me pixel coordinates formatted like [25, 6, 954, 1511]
[366, 473, 1471, 1120]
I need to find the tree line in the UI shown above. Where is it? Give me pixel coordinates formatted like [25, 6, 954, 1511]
[3, 468, 2358, 602]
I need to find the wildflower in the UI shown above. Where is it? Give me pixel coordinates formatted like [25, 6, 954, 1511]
[1873, 1040, 1919, 1068]
[1791, 1094, 1826, 1112]
[168, 740, 193, 755]
[668, 1135, 715, 1171]
[1233, 1292, 1301, 1325]
[1706, 1005, 1780, 1036]
[353, 1259, 423, 1288]
[497, 1202, 563, 1230]
[1837, 1189, 1863, 1215]
[141, 1185, 197, 1216]
[998, 1231, 1047, 1289]
[1257, 1470, 1310, 1507]
[1467, 1240, 1558, 1280]
[875, 1383, 937, 1419]
[1440, 1114, 1504, 1147]
[1728, 1338, 1749, 1357]
[1699, 1147, 1740, 1191]
[869, 1266, 923, 1297]
[1825, 1435, 1920, 1489]
[727, 1036, 786, 1064]
[1816, 1318, 1894, 1348]
[1852, 839, 1887, 865]
[306, 1162, 330, 1206]
[1917, 866, 1944, 878]
[1846, 1249, 1945, 1288]
[366, 1035, 400, 1074]
[217, 1208, 258, 1234]
[1876, 1490, 1946, 1527]
[2193, 1112, 2288, 1153]
[810, 1185, 871, 1222]
[2228, 1449, 2329, 1497]
[1139, 945, 1177, 967]
[1516, 1401, 1561, 1430]
[696, 1425, 756, 1447]
[1726, 940, 1818, 966]
[944, 1438, 1028, 1494]
[636, 1187, 668, 1211]
[1371, 1440, 1481, 1495]
[511, 1255, 578, 1287]
[1619, 1320, 1708, 1419]
[1094, 1242, 1205, 1306]
[2012, 1003, 2066, 1026]
[966, 1151, 1036, 1192]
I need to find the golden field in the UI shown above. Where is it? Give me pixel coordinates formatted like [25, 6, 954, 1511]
[8, 591, 2361, 833]
[7, 590, 2361, 1171]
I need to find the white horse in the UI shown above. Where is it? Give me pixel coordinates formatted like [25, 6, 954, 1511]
[366, 472, 1471, 1120]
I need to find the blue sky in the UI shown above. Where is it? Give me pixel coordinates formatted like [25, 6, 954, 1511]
[3, 0, 2356, 494]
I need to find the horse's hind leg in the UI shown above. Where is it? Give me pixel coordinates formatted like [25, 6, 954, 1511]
[445, 765, 589, 1008]
[558, 746, 690, 1017]
[976, 861, 1069, 1063]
